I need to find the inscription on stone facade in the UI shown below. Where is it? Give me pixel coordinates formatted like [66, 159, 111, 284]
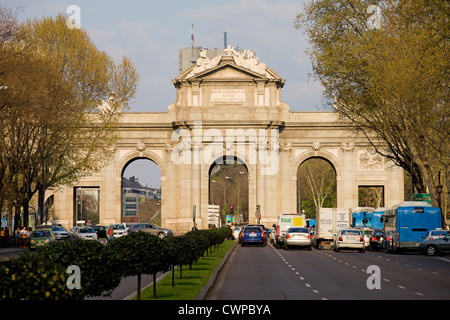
[211, 89, 246, 103]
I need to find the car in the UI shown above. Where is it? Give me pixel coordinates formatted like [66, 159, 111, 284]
[334, 228, 365, 253]
[369, 230, 385, 251]
[109, 224, 128, 238]
[421, 229, 449, 241]
[233, 226, 241, 240]
[240, 226, 267, 247]
[419, 234, 450, 256]
[52, 226, 70, 241]
[29, 229, 56, 250]
[284, 227, 312, 250]
[360, 228, 374, 248]
[69, 226, 80, 240]
[127, 223, 173, 239]
[92, 225, 108, 239]
[75, 227, 98, 241]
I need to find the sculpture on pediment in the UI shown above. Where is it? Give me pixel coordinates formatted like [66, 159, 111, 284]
[186, 46, 273, 79]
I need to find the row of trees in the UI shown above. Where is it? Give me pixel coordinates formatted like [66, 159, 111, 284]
[0, 227, 233, 300]
[0, 8, 139, 232]
[296, 0, 449, 227]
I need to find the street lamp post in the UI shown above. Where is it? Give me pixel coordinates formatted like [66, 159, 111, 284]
[437, 172, 443, 227]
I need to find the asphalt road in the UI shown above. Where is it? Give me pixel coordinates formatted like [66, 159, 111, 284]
[206, 242, 450, 300]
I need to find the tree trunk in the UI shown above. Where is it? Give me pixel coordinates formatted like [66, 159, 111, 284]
[136, 273, 141, 300]
[153, 273, 157, 299]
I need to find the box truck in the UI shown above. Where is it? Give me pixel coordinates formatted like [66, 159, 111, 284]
[314, 208, 350, 250]
[273, 213, 306, 249]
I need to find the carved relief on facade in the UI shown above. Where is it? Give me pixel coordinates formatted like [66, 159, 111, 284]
[358, 150, 384, 171]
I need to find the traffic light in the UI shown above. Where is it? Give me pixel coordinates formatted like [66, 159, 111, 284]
[230, 205, 234, 215]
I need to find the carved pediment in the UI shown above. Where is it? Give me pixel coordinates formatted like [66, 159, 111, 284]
[174, 46, 283, 85]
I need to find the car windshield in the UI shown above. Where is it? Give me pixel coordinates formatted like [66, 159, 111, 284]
[112, 225, 125, 229]
[245, 227, 261, 233]
[79, 228, 94, 233]
[341, 230, 361, 235]
[289, 227, 308, 233]
[32, 231, 51, 237]
[53, 226, 65, 231]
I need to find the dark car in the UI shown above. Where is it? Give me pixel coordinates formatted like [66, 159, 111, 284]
[369, 230, 385, 251]
[92, 225, 108, 239]
[241, 226, 267, 247]
[419, 234, 450, 256]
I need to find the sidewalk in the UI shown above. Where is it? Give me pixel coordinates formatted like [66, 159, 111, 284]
[0, 247, 25, 260]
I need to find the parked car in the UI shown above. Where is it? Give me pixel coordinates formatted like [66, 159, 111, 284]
[29, 229, 55, 250]
[419, 235, 450, 256]
[52, 226, 70, 241]
[284, 227, 312, 250]
[241, 226, 267, 247]
[108, 224, 128, 238]
[421, 229, 449, 241]
[334, 229, 365, 253]
[128, 223, 173, 238]
[92, 225, 108, 239]
[369, 230, 385, 251]
[69, 227, 79, 240]
[75, 227, 98, 241]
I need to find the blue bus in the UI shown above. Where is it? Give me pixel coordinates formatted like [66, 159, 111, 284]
[350, 207, 375, 228]
[371, 208, 386, 230]
[384, 202, 441, 253]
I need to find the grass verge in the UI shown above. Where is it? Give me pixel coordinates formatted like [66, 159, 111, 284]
[136, 240, 236, 300]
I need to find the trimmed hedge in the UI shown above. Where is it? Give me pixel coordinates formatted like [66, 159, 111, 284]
[0, 227, 232, 300]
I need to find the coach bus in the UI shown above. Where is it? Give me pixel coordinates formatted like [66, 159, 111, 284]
[384, 201, 441, 253]
[371, 207, 386, 230]
[350, 207, 375, 228]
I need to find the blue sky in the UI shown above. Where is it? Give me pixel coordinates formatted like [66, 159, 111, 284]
[3, 0, 326, 187]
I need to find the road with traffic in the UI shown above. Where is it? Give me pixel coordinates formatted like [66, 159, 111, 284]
[206, 243, 450, 300]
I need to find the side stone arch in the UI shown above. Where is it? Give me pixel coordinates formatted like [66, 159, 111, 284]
[116, 149, 167, 224]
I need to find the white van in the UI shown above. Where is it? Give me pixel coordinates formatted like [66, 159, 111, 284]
[273, 214, 306, 248]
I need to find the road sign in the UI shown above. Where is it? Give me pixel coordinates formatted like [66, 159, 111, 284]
[208, 205, 220, 225]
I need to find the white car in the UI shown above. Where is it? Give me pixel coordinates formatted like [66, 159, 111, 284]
[233, 226, 241, 240]
[284, 227, 312, 250]
[109, 223, 128, 238]
[360, 228, 374, 248]
[75, 227, 98, 241]
[334, 229, 365, 253]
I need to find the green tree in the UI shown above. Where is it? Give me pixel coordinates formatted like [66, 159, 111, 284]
[109, 232, 171, 300]
[39, 239, 122, 298]
[0, 252, 83, 300]
[296, 0, 449, 226]
[0, 11, 139, 228]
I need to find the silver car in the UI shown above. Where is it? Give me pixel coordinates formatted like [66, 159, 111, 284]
[52, 226, 70, 241]
[421, 229, 449, 241]
[419, 235, 450, 256]
[284, 227, 312, 250]
[76, 227, 98, 241]
[334, 229, 365, 253]
[128, 223, 173, 238]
